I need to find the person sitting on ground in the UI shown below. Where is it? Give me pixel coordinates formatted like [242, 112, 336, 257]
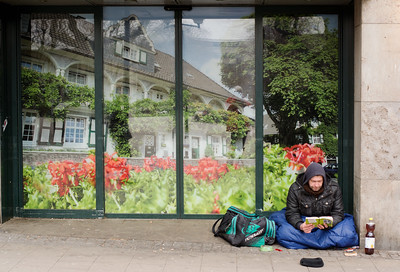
[269, 162, 358, 249]
[285, 162, 344, 233]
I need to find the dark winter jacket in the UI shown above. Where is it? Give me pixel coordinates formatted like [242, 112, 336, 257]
[285, 164, 344, 230]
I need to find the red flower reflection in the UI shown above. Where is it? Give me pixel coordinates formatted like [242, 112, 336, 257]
[48, 160, 81, 197]
[184, 157, 231, 183]
[104, 152, 133, 192]
[283, 143, 326, 170]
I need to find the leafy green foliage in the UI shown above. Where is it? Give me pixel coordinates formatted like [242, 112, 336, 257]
[263, 144, 297, 211]
[104, 94, 133, 157]
[312, 123, 338, 157]
[189, 102, 224, 123]
[23, 146, 299, 213]
[184, 178, 215, 214]
[225, 111, 253, 144]
[21, 68, 94, 119]
[189, 102, 253, 144]
[263, 16, 339, 146]
[105, 90, 253, 156]
[106, 167, 177, 213]
[23, 164, 96, 209]
[104, 89, 197, 156]
[219, 16, 339, 152]
[214, 165, 256, 212]
[131, 98, 161, 116]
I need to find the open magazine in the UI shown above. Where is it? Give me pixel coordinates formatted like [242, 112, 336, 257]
[305, 216, 333, 228]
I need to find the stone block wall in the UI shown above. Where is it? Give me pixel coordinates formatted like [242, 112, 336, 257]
[23, 152, 89, 166]
[354, 0, 400, 250]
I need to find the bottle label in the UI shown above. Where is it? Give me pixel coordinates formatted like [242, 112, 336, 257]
[365, 237, 375, 249]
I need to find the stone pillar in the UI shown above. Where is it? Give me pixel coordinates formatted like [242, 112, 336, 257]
[354, 0, 400, 250]
[55, 68, 65, 77]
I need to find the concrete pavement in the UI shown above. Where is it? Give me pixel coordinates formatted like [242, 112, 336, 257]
[0, 218, 399, 271]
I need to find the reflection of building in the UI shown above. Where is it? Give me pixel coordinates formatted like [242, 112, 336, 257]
[20, 14, 249, 159]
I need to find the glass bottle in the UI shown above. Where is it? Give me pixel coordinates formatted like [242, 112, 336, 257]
[365, 218, 375, 255]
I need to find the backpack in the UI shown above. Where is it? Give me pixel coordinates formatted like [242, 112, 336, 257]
[212, 206, 276, 247]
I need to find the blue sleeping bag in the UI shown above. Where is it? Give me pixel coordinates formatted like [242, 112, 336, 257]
[269, 209, 359, 249]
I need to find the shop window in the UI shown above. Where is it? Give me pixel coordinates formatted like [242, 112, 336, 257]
[88, 118, 96, 147]
[116, 85, 130, 96]
[211, 136, 220, 155]
[160, 134, 166, 147]
[310, 134, 323, 145]
[88, 118, 108, 148]
[156, 93, 164, 100]
[22, 111, 37, 142]
[116, 40, 147, 64]
[122, 46, 139, 61]
[65, 117, 85, 144]
[116, 41, 140, 62]
[68, 71, 87, 85]
[139, 50, 147, 64]
[21, 61, 42, 72]
[184, 135, 190, 158]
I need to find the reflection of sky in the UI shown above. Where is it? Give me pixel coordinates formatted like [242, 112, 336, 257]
[103, 7, 337, 97]
[104, 6, 176, 55]
[103, 7, 255, 91]
[182, 17, 254, 88]
[323, 14, 338, 31]
[182, 8, 255, 89]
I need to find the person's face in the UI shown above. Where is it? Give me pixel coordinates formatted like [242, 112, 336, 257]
[308, 175, 324, 191]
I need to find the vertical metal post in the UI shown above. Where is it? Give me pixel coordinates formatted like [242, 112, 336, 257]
[339, 6, 354, 214]
[12, 9, 22, 217]
[175, 10, 184, 218]
[255, 10, 264, 214]
[94, 7, 105, 218]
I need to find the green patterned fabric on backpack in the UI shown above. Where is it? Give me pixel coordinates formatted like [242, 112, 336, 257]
[212, 206, 276, 247]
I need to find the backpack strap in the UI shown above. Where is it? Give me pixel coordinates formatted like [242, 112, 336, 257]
[212, 217, 223, 236]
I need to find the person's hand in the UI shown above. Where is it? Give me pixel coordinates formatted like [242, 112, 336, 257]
[300, 222, 315, 233]
[317, 223, 329, 230]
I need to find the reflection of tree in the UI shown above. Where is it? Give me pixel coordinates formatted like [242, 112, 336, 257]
[21, 68, 95, 119]
[218, 15, 338, 153]
[312, 123, 338, 158]
[220, 39, 255, 101]
[264, 17, 338, 151]
[188, 102, 253, 144]
[263, 16, 338, 148]
[105, 94, 133, 157]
